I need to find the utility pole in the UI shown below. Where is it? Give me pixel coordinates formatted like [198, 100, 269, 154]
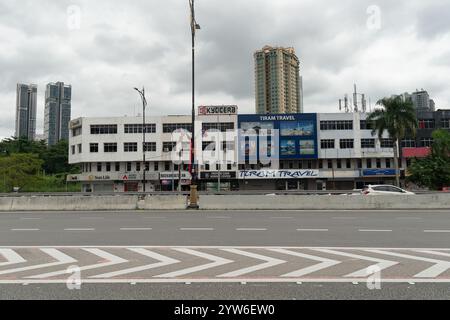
[188, 0, 201, 208]
[134, 87, 148, 193]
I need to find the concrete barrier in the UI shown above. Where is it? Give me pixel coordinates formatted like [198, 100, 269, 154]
[0, 195, 188, 211]
[0, 194, 449, 211]
[198, 194, 450, 210]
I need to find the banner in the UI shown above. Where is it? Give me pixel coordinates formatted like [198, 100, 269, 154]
[239, 170, 319, 179]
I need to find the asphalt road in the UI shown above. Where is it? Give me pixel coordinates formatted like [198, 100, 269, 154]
[0, 209, 449, 300]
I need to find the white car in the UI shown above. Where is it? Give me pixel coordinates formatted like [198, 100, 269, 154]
[361, 185, 415, 195]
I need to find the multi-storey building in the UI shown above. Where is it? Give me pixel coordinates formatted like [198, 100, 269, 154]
[254, 46, 302, 114]
[67, 113, 238, 193]
[15, 83, 37, 140]
[68, 109, 449, 192]
[44, 82, 72, 146]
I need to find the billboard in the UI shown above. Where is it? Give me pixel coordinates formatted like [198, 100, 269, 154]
[198, 105, 238, 115]
[238, 113, 318, 161]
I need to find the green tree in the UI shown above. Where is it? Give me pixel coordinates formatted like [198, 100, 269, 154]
[407, 130, 450, 190]
[0, 137, 47, 157]
[0, 154, 44, 192]
[41, 140, 75, 174]
[367, 97, 418, 186]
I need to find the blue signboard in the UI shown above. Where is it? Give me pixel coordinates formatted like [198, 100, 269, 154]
[238, 113, 318, 161]
[363, 169, 397, 176]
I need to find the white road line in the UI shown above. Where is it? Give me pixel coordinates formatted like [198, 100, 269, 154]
[80, 217, 105, 220]
[359, 229, 393, 232]
[314, 248, 399, 278]
[91, 248, 180, 278]
[20, 218, 41, 220]
[424, 230, 450, 233]
[368, 249, 450, 278]
[270, 248, 340, 277]
[64, 228, 95, 231]
[270, 217, 293, 219]
[297, 229, 329, 232]
[27, 248, 128, 279]
[155, 248, 233, 278]
[218, 249, 285, 278]
[120, 228, 153, 231]
[0, 249, 26, 267]
[179, 228, 215, 231]
[0, 249, 76, 276]
[236, 228, 268, 231]
[11, 229, 40, 231]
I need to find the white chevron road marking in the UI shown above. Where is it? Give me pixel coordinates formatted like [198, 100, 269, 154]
[269, 248, 340, 277]
[27, 248, 127, 279]
[368, 249, 450, 278]
[218, 249, 286, 278]
[0, 249, 76, 276]
[155, 248, 233, 278]
[0, 249, 27, 267]
[314, 249, 399, 278]
[91, 248, 180, 278]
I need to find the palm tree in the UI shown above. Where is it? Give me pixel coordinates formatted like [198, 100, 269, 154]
[367, 96, 418, 187]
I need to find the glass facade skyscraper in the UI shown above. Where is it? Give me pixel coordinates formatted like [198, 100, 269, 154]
[15, 83, 37, 140]
[44, 82, 72, 146]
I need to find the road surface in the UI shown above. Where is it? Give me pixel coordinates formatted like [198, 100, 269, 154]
[0, 209, 449, 299]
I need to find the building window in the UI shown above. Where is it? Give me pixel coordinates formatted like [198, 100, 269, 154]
[90, 125, 117, 135]
[386, 159, 391, 168]
[72, 127, 82, 137]
[308, 161, 313, 169]
[337, 159, 342, 169]
[136, 162, 141, 172]
[441, 119, 450, 129]
[340, 139, 354, 149]
[90, 143, 99, 153]
[320, 120, 353, 130]
[124, 142, 138, 152]
[97, 163, 102, 172]
[222, 141, 235, 151]
[328, 160, 333, 169]
[380, 139, 394, 148]
[376, 159, 382, 168]
[106, 162, 111, 172]
[115, 163, 120, 172]
[104, 143, 117, 153]
[401, 139, 416, 148]
[320, 139, 335, 149]
[227, 164, 232, 171]
[346, 159, 351, 169]
[367, 159, 372, 169]
[124, 124, 156, 134]
[357, 159, 363, 169]
[144, 142, 156, 152]
[77, 144, 82, 153]
[361, 139, 375, 149]
[71, 145, 75, 155]
[145, 162, 150, 171]
[162, 142, 177, 152]
[202, 141, 216, 151]
[126, 162, 132, 172]
[165, 162, 171, 171]
[360, 120, 375, 130]
[319, 160, 323, 169]
[163, 123, 192, 133]
[202, 123, 235, 132]
[418, 119, 435, 129]
[420, 138, 433, 147]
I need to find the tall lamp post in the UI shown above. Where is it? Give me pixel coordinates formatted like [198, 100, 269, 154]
[189, 0, 201, 208]
[134, 87, 148, 193]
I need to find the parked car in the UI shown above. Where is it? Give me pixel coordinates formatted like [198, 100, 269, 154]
[361, 185, 415, 195]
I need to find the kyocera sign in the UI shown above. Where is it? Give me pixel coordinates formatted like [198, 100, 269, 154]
[198, 105, 238, 115]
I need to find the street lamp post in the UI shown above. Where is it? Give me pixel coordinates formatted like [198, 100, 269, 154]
[134, 87, 148, 193]
[189, 0, 200, 209]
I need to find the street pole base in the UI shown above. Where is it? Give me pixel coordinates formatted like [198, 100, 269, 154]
[188, 184, 200, 210]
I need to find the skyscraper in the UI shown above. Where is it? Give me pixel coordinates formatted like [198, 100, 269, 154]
[254, 46, 302, 114]
[44, 82, 72, 146]
[15, 83, 37, 140]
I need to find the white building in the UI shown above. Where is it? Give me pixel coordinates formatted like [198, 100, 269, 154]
[68, 114, 238, 193]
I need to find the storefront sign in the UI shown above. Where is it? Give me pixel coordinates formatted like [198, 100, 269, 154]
[239, 170, 319, 179]
[200, 172, 237, 180]
[362, 169, 396, 176]
[160, 172, 192, 180]
[198, 105, 238, 115]
[67, 172, 159, 182]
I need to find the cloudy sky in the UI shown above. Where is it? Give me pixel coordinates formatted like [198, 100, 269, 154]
[1, 0, 450, 139]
